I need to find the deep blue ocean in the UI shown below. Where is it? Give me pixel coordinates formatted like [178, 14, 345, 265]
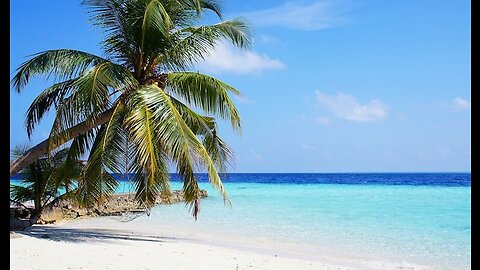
[155, 172, 471, 186]
[11, 173, 471, 269]
[10, 172, 472, 186]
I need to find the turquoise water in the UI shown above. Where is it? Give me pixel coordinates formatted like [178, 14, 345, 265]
[147, 181, 470, 270]
[11, 174, 471, 269]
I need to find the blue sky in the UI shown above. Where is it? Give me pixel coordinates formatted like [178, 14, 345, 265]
[10, 0, 471, 172]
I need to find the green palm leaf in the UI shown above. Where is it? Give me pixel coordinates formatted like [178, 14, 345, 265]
[77, 124, 119, 207]
[138, 0, 172, 75]
[65, 130, 96, 162]
[125, 90, 170, 206]
[162, 20, 251, 70]
[171, 96, 233, 172]
[47, 62, 137, 150]
[127, 84, 229, 218]
[24, 79, 75, 138]
[12, 49, 106, 92]
[167, 72, 241, 130]
[10, 145, 83, 216]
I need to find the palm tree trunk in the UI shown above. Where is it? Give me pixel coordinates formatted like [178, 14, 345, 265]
[10, 108, 116, 177]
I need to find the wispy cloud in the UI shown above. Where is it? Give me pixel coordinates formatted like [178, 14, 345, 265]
[239, 0, 352, 31]
[198, 42, 285, 74]
[452, 97, 470, 111]
[314, 91, 388, 122]
[435, 97, 471, 113]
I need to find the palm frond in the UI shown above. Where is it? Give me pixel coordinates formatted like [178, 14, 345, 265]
[174, 0, 223, 19]
[82, 0, 138, 64]
[46, 62, 137, 150]
[76, 102, 131, 206]
[24, 79, 76, 138]
[141, 0, 172, 47]
[128, 84, 229, 217]
[66, 130, 96, 162]
[98, 102, 135, 175]
[12, 49, 106, 92]
[72, 61, 136, 114]
[137, 0, 172, 75]
[77, 124, 119, 207]
[11, 144, 31, 160]
[10, 185, 34, 204]
[203, 129, 234, 173]
[161, 19, 251, 70]
[211, 19, 252, 49]
[10, 148, 78, 213]
[170, 96, 213, 134]
[170, 96, 233, 172]
[125, 90, 170, 206]
[199, 0, 222, 18]
[167, 72, 241, 130]
[48, 158, 84, 200]
[47, 93, 90, 149]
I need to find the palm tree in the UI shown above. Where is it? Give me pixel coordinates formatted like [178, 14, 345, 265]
[10, 145, 84, 225]
[10, 0, 251, 218]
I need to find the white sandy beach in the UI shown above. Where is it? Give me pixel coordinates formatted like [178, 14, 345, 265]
[11, 230, 348, 270]
[10, 217, 431, 270]
[11, 234, 342, 270]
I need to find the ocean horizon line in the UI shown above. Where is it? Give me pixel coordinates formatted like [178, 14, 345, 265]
[11, 172, 471, 187]
[11, 171, 471, 176]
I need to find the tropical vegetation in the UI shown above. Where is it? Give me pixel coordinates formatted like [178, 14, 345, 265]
[10, 145, 84, 224]
[10, 0, 251, 219]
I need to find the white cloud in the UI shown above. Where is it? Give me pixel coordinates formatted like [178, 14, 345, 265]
[198, 42, 285, 74]
[239, 1, 351, 30]
[314, 91, 388, 122]
[315, 116, 331, 125]
[452, 97, 470, 111]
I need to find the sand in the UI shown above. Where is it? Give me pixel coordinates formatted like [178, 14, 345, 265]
[11, 216, 434, 270]
[10, 235, 353, 270]
[10, 218, 377, 270]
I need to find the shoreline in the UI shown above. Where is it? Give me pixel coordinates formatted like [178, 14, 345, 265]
[11, 216, 435, 270]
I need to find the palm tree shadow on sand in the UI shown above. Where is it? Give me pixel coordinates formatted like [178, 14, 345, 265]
[15, 225, 191, 244]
